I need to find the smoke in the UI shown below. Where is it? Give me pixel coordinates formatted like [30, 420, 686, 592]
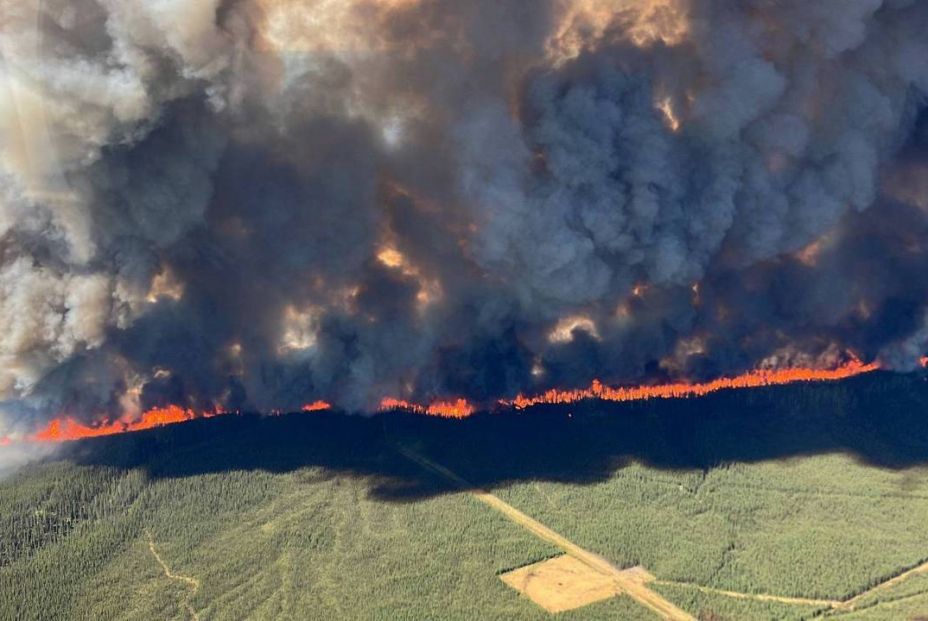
[1, 0, 928, 432]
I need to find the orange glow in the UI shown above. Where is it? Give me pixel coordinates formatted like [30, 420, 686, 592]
[505, 359, 879, 410]
[656, 96, 681, 132]
[547, 0, 690, 63]
[256, 0, 423, 55]
[146, 267, 185, 303]
[12, 358, 891, 444]
[796, 240, 823, 266]
[379, 397, 475, 418]
[375, 244, 443, 310]
[31, 405, 197, 443]
[548, 315, 600, 344]
[377, 247, 405, 268]
[301, 400, 332, 412]
[25, 401, 336, 443]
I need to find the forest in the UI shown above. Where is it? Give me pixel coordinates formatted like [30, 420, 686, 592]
[3, 371, 928, 620]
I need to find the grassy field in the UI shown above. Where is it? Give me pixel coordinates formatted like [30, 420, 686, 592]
[3, 371, 928, 620]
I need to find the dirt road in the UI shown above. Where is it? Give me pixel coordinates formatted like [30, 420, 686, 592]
[655, 557, 928, 614]
[654, 580, 840, 608]
[395, 445, 696, 621]
[836, 558, 928, 611]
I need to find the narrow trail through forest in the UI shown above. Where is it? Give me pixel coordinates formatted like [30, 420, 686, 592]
[146, 531, 201, 621]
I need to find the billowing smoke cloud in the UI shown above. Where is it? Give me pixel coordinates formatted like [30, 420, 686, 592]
[2, 0, 928, 434]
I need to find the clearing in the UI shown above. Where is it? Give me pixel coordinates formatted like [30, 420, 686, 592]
[397, 444, 695, 620]
[500, 554, 641, 613]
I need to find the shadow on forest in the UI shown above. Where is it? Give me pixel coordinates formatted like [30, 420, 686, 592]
[62, 371, 928, 502]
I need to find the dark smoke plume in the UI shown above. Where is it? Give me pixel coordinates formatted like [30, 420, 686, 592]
[2, 0, 928, 438]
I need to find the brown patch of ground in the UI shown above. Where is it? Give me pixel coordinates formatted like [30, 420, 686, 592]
[500, 555, 624, 613]
[394, 445, 928, 619]
[395, 445, 695, 619]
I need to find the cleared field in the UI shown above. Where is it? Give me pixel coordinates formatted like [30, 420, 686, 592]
[401, 443, 928, 619]
[492, 455, 928, 605]
[0, 422, 659, 621]
[400, 445, 693, 619]
[500, 554, 622, 612]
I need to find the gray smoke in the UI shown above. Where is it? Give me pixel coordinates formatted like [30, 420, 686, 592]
[2, 0, 928, 437]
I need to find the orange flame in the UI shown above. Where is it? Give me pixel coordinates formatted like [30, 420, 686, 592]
[23, 402, 330, 444]
[31, 405, 197, 442]
[7, 358, 894, 444]
[378, 397, 475, 418]
[505, 359, 879, 410]
[301, 400, 332, 412]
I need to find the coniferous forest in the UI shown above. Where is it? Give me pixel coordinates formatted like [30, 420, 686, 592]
[3, 372, 928, 620]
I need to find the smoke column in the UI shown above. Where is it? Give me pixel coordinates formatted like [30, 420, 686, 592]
[2, 0, 928, 442]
